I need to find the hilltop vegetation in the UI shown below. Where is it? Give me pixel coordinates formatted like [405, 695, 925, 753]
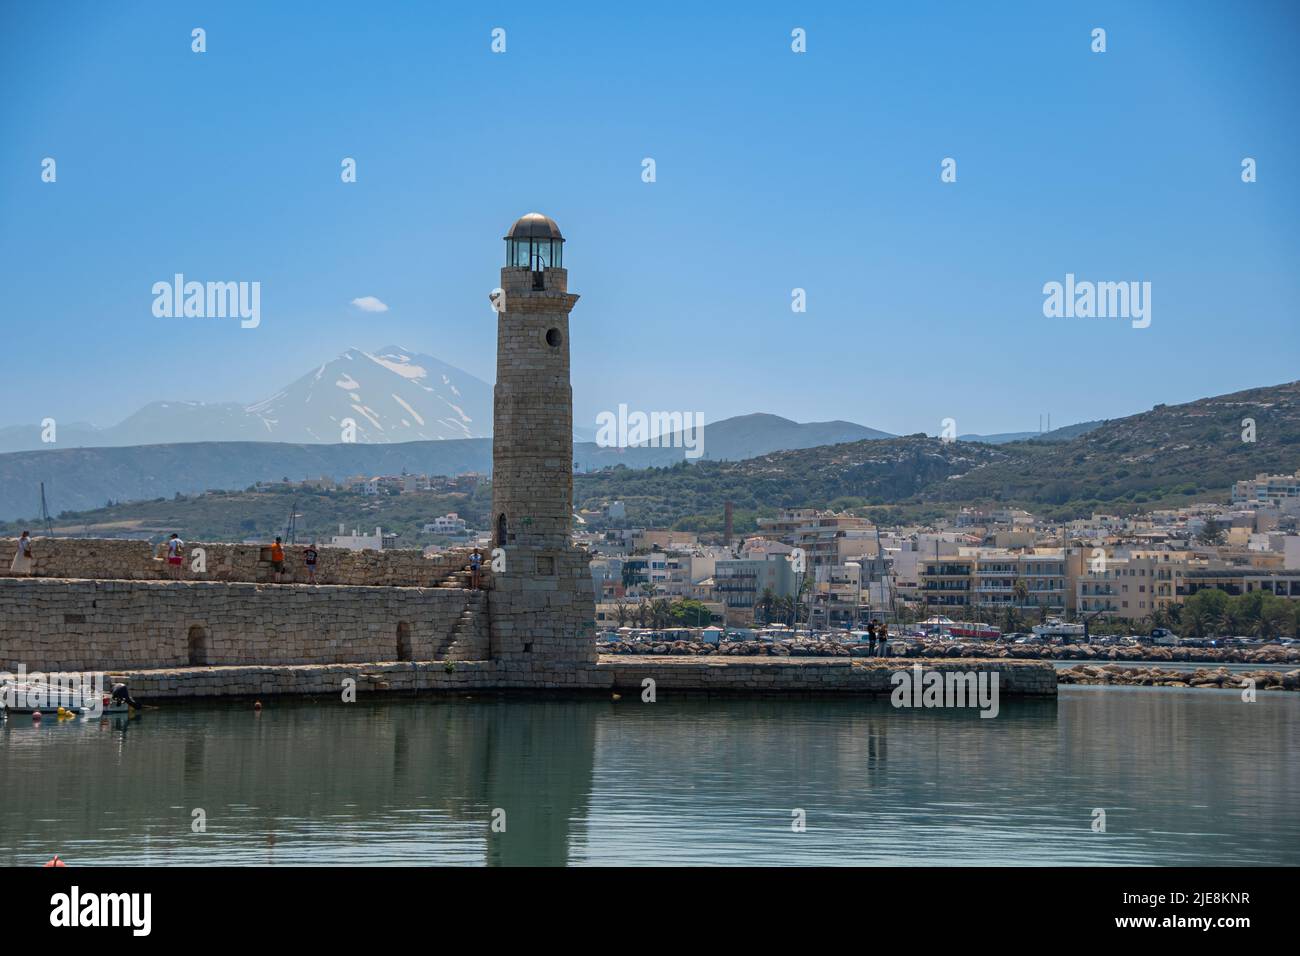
[574, 438, 1021, 532]
[574, 381, 1300, 529]
[0, 485, 493, 546]
[6, 381, 1297, 539]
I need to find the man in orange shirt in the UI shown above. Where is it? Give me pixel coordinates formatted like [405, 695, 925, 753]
[270, 537, 286, 583]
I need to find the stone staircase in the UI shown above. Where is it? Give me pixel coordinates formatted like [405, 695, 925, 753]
[434, 566, 492, 591]
[436, 569, 474, 589]
[434, 590, 488, 659]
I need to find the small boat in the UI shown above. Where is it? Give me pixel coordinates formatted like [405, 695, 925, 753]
[0, 679, 129, 716]
[1031, 619, 1087, 644]
[947, 621, 1002, 640]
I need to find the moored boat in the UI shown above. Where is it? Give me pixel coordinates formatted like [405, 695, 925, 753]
[0, 679, 129, 716]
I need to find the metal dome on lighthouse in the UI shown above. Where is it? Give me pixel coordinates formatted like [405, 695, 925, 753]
[505, 212, 564, 270]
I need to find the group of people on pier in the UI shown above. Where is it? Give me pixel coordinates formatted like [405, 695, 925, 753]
[864, 621, 891, 656]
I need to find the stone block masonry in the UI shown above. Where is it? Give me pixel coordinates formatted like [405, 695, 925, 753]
[0, 577, 489, 672]
[0, 537, 476, 588]
[77, 657, 1057, 700]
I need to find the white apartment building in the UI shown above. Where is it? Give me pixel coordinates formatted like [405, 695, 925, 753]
[423, 513, 468, 536]
[330, 525, 384, 551]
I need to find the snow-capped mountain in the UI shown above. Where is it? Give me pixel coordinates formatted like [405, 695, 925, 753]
[245, 346, 492, 443]
[0, 347, 493, 451]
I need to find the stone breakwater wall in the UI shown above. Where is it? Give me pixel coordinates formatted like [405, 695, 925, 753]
[0, 577, 489, 671]
[31, 657, 1058, 700]
[105, 661, 504, 699]
[0, 537, 476, 588]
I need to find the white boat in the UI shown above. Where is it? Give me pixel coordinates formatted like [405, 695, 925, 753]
[0, 679, 129, 716]
[1031, 620, 1087, 643]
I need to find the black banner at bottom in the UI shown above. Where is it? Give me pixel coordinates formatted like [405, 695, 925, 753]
[0, 866, 1283, 942]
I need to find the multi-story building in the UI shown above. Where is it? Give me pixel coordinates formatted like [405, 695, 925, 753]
[663, 552, 718, 599]
[423, 513, 468, 536]
[1179, 568, 1300, 600]
[712, 556, 796, 618]
[1232, 470, 1300, 507]
[1076, 551, 1205, 619]
[621, 552, 669, 595]
[755, 509, 876, 569]
[920, 549, 1072, 612]
[920, 556, 975, 608]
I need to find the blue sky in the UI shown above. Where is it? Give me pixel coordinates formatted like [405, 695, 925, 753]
[1, 0, 1297, 438]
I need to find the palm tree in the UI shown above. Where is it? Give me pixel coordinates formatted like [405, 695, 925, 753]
[651, 598, 672, 630]
[614, 601, 629, 628]
[1012, 578, 1029, 606]
[1216, 606, 1243, 638]
[1255, 601, 1291, 639]
[756, 588, 777, 626]
[776, 595, 796, 626]
[1183, 603, 1211, 638]
[1165, 602, 1183, 629]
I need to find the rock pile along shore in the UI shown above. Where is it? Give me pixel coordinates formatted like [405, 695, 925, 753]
[595, 639, 1300, 666]
[1058, 663, 1300, 691]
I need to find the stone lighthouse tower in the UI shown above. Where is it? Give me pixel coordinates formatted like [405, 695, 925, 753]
[487, 213, 597, 680]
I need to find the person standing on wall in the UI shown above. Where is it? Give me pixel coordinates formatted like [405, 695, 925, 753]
[469, 548, 483, 590]
[303, 541, 319, 584]
[165, 533, 185, 580]
[9, 531, 34, 576]
[271, 537, 286, 584]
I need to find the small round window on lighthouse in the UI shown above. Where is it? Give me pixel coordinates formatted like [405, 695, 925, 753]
[545, 328, 562, 347]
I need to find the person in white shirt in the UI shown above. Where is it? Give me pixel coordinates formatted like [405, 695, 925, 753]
[9, 531, 34, 576]
[165, 533, 185, 580]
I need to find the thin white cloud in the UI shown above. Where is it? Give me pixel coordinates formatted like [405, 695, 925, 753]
[350, 296, 389, 313]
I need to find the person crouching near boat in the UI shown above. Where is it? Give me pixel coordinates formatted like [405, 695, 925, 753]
[111, 682, 141, 710]
[9, 531, 35, 576]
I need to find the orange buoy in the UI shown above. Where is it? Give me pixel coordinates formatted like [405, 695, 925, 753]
[43, 855, 67, 867]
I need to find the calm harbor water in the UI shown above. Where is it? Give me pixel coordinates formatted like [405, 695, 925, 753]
[2, 688, 1296, 866]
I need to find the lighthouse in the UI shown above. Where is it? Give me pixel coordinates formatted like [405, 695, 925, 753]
[487, 213, 596, 676]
